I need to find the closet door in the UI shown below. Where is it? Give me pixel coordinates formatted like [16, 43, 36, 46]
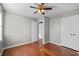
[61, 15, 79, 51]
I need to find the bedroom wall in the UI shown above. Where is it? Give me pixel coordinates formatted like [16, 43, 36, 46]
[49, 17, 61, 44]
[3, 11, 36, 48]
[61, 15, 79, 51]
[44, 17, 49, 43]
[0, 5, 3, 50]
[49, 9, 79, 45]
[0, 13, 3, 50]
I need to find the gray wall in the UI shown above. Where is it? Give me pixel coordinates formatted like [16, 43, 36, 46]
[3, 11, 35, 48]
[0, 5, 3, 50]
[49, 9, 79, 45]
[49, 17, 61, 44]
[61, 15, 79, 51]
[44, 17, 49, 43]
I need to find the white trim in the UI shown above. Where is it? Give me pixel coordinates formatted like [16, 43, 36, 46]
[3, 40, 39, 50]
[31, 40, 38, 43]
[1, 41, 38, 55]
[0, 49, 4, 56]
[48, 41, 62, 46]
[43, 41, 49, 44]
[3, 42, 31, 50]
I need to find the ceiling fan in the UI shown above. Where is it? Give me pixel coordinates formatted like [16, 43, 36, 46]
[29, 3, 53, 15]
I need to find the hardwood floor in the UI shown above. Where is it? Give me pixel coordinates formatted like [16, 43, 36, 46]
[44, 43, 79, 56]
[2, 41, 79, 56]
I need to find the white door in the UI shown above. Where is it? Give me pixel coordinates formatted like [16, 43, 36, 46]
[31, 21, 38, 42]
[61, 15, 79, 51]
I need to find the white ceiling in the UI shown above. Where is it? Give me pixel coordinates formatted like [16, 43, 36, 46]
[2, 3, 79, 20]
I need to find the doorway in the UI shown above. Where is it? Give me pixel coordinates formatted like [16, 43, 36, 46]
[38, 21, 43, 44]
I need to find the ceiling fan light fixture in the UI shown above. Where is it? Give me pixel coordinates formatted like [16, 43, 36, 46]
[30, 3, 53, 15]
[38, 10, 41, 13]
[41, 9, 44, 13]
[38, 9, 44, 14]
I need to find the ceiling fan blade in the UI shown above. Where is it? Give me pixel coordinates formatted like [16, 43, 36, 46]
[30, 6, 38, 9]
[41, 3, 45, 5]
[34, 3, 44, 5]
[33, 11, 38, 14]
[44, 8, 52, 10]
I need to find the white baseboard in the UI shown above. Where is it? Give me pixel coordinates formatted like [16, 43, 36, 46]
[31, 40, 38, 43]
[2, 41, 61, 50]
[0, 49, 4, 56]
[43, 41, 49, 44]
[48, 41, 62, 46]
[3, 40, 39, 50]
[3, 41, 31, 50]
